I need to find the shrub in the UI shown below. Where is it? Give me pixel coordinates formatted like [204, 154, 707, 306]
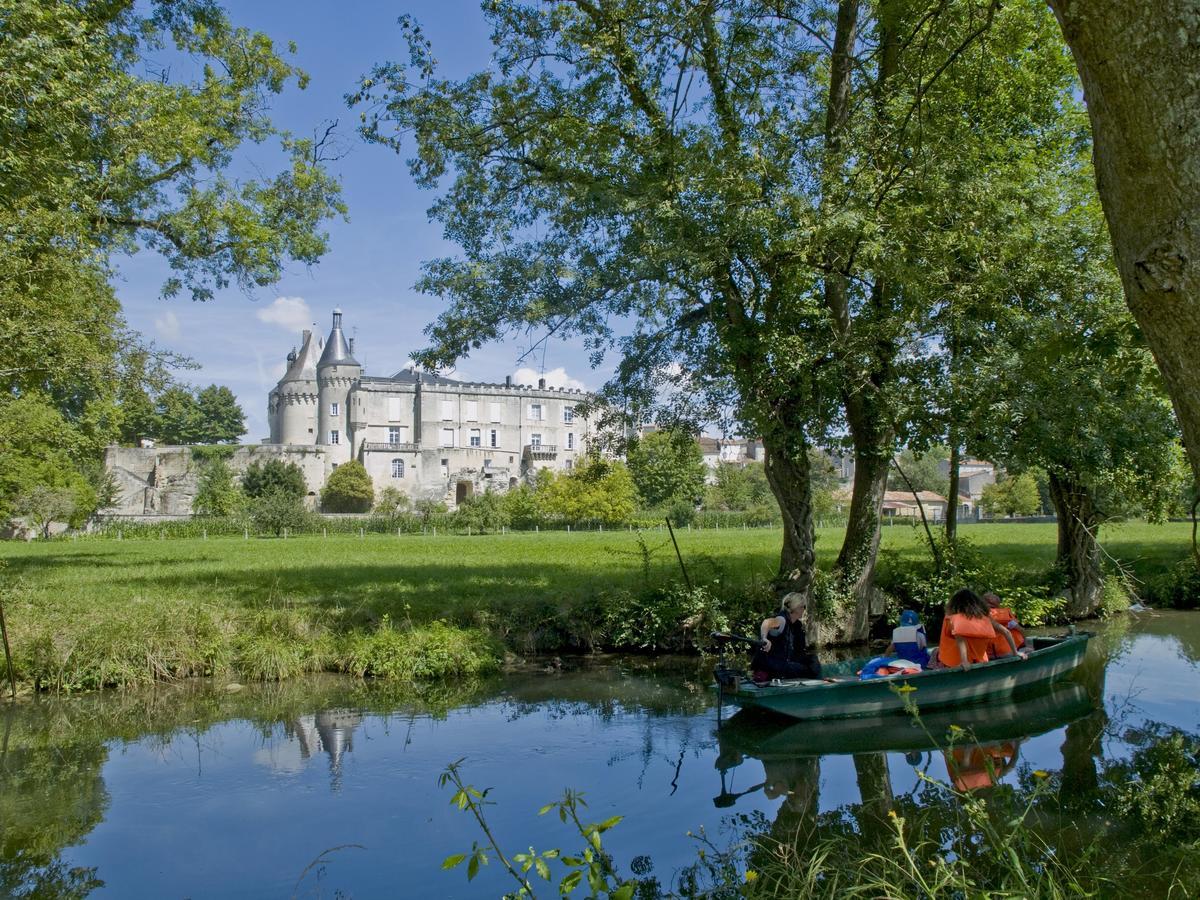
[241, 458, 307, 500]
[249, 491, 312, 537]
[320, 460, 374, 513]
[1143, 559, 1200, 610]
[453, 490, 509, 533]
[193, 458, 244, 517]
[340, 620, 502, 680]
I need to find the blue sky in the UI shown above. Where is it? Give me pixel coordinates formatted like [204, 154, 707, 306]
[116, 1, 599, 442]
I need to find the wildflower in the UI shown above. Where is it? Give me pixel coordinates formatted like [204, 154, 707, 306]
[888, 810, 898, 818]
[745, 870, 759, 884]
[1033, 770, 1050, 779]
[895, 683, 917, 694]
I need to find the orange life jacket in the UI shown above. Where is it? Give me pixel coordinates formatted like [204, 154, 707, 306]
[988, 606, 1025, 652]
[945, 742, 1018, 791]
[938, 613, 995, 668]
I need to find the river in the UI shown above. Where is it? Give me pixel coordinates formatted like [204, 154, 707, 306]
[2, 611, 1197, 898]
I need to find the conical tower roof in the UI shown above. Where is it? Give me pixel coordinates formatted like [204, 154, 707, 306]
[317, 308, 359, 368]
[278, 328, 322, 385]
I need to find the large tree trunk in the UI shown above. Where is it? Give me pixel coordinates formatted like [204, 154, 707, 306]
[852, 752, 895, 843]
[1048, 470, 1104, 617]
[828, 439, 890, 642]
[763, 432, 816, 599]
[1049, 1, 1200, 483]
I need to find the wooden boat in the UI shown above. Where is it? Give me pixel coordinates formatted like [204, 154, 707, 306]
[712, 631, 1091, 721]
[716, 680, 1094, 761]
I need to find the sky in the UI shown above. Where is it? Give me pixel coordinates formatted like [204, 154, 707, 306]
[116, 1, 600, 442]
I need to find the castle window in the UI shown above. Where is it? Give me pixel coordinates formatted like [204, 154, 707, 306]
[387, 397, 402, 420]
[465, 400, 478, 420]
[567, 432, 575, 450]
[440, 428, 455, 447]
[565, 458, 573, 471]
[489, 402, 502, 422]
[530, 433, 542, 449]
[440, 400, 454, 420]
[391, 458, 405, 478]
[388, 426, 401, 445]
[330, 402, 339, 416]
[528, 403, 543, 421]
[470, 428, 481, 447]
[330, 430, 339, 445]
[563, 407, 574, 423]
[489, 429, 498, 448]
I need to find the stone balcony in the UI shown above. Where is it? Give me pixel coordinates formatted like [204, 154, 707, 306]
[523, 443, 558, 460]
[362, 441, 419, 452]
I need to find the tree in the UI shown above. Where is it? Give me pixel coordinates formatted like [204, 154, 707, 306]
[320, 461, 374, 513]
[15, 485, 81, 539]
[192, 386, 246, 444]
[887, 449, 949, 499]
[193, 459, 244, 518]
[1047, 1, 1200, 487]
[1, 0, 345, 303]
[454, 491, 510, 533]
[241, 459, 307, 501]
[250, 491, 311, 537]
[626, 430, 707, 509]
[705, 462, 773, 512]
[153, 387, 201, 445]
[542, 457, 638, 525]
[357, 0, 1085, 641]
[373, 487, 412, 526]
[979, 475, 1040, 519]
[0, 395, 98, 527]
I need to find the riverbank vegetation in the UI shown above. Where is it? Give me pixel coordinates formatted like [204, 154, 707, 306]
[1, 522, 1195, 692]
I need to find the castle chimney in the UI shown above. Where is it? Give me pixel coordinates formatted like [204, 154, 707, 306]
[505, 375, 513, 387]
[349, 337, 355, 354]
[538, 377, 546, 389]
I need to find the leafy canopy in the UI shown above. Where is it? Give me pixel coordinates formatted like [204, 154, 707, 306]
[321, 461, 375, 513]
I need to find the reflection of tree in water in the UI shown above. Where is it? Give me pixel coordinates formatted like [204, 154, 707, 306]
[287, 708, 364, 792]
[0, 707, 106, 899]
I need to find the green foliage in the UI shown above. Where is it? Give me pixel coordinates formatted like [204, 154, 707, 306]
[320, 461, 375, 513]
[501, 482, 547, 530]
[342, 620, 501, 680]
[1107, 726, 1200, 843]
[704, 462, 772, 512]
[626, 430, 707, 509]
[887, 448, 949, 497]
[980, 473, 1042, 518]
[148, 384, 248, 445]
[453, 491, 510, 534]
[193, 459, 245, 518]
[241, 458, 307, 501]
[542, 457, 638, 525]
[0, 395, 98, 527]
[439, 761, 635, 898]
[602, 582, 761, 654]
[1143, 560, 1200, 611]
[249, 491, 313, 537]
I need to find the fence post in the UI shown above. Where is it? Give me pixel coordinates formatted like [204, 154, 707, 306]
[360, 527, 364, 539]
[244, 527, 249, 540]
[324, 527, 328, 539]
[398, 527, 402, 538]
[118, 529, 122, 541]
[535, 525, 539, 533]
[567, 524, 571, 533]
[203, 529, 207, 541]
[433, 526, 437, 536]
[283, 528, 287, 539]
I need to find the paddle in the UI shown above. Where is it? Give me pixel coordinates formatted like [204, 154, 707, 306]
[710, 631, 767, 651]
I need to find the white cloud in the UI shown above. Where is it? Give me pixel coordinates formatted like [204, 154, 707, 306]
[154, 310, 181, 341]
[257, 296, 313, 333]
[510, 366, 587, 391]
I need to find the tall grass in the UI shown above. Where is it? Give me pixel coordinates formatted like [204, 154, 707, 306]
[0, 523, 1193, 691]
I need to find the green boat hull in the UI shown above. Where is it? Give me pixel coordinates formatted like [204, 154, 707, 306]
[715, 632, 1091, 721]
[717, 680, 1094, 761]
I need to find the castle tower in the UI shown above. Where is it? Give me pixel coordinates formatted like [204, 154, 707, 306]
[269, 328, 322, 444]
[316, 308, 361, 465]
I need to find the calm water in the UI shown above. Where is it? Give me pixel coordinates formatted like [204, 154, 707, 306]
[2, 612, 1198, 898]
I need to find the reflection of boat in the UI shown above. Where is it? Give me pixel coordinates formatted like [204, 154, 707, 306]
[714, 633, 1090, 720]
[716, 681, 1094, 761]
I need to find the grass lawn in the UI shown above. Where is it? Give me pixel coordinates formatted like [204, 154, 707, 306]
[0, 520, 1192, 690]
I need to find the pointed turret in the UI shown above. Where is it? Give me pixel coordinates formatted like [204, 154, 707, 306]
[269, 328, 322, 444]
[317, 308, 359, 368]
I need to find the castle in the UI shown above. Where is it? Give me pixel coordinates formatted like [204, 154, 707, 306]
[266, 308, 593, 503]
[102, 309, 593, 518]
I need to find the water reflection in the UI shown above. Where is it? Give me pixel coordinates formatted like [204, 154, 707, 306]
[0, 612, 1197, 898]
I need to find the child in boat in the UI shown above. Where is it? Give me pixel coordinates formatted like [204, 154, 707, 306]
[934, 588, 1020, 670]
[886, 609, 929, 667]
[751, 593, 822, 681]
[983, 591, 1027, 651]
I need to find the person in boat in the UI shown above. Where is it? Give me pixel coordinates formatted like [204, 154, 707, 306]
[983, 591, 1027, 652]
[932, 588, 1020, 670]
[944, 740, 1020, 792]
[752, 592, 822, 680]
[885, 609, 929, 667]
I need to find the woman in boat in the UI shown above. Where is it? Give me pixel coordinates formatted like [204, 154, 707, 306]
[934, 588, 1019, 670]
[752, 593, 822, 680]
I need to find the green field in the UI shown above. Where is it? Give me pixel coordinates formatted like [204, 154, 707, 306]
[0, 521, 1193, 691]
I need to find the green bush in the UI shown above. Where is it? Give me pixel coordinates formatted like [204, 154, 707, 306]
[320, 460, 374, 513]
[340, 620, 502, 680]
[1143, 559, 1200, 609]
[453, 490, 509, 533]
[249, 491, 313, 537]
[241, 458, 307, 500]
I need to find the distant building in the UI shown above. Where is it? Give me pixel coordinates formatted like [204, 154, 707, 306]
[103, 309, 595, 517]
